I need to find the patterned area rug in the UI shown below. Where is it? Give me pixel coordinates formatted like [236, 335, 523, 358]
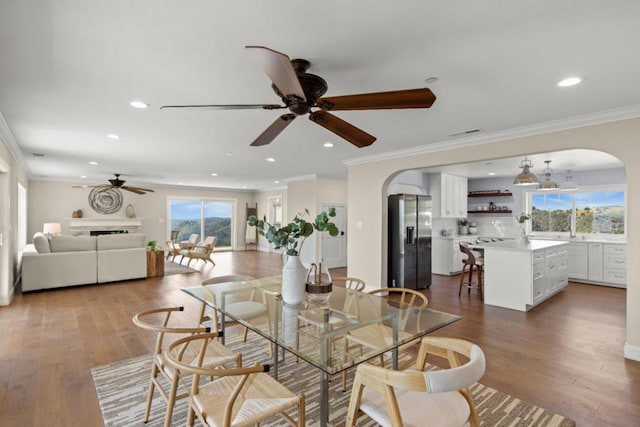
[163, 260, 198, 275]
[91, 332, 576, 427]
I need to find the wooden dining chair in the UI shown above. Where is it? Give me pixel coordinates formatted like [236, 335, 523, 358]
[163, 332, 305, 427]
[459, 242, 484, 299]
[346, 337, 486, 427]
[132, 306, 241, 427]
[341, 287, 429, 390]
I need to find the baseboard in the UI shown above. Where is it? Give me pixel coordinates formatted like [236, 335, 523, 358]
[624, 342, 640, 362]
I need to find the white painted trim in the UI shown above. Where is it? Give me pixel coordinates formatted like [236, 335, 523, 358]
[284, 174, 317, 183]
[344, 104, 640, 167]
[0, 112, 31, 175]
[624, 342, 640, 362]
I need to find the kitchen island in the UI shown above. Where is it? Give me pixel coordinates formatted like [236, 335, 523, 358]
[475, 239, 569, 311]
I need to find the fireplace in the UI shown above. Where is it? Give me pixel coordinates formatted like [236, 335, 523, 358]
[67, 218, 142, 236]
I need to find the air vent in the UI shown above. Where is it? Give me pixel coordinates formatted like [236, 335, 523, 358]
[32, 152, 45, 157]
[449, 128, 483, 137]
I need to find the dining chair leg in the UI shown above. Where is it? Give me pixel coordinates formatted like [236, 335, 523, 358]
[164, 375, 180, 427]
[144, 364, 158, 422]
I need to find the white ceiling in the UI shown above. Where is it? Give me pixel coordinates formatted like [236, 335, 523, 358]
[0, 1, 637, 191]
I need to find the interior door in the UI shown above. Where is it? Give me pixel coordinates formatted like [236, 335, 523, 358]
[321, 204, 347, 269]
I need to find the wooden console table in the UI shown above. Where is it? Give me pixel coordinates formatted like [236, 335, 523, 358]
[146, 250, 165, 277]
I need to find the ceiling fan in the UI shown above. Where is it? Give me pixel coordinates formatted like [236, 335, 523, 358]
[161, 46, 437, 148]
[73, 174, 155, 195]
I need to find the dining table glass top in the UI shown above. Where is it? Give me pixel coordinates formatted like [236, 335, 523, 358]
[182, 276, 461, 375]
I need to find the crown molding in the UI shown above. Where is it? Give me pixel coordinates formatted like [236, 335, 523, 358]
[344, 104, 640, 167]
[0, 112, 31, 176]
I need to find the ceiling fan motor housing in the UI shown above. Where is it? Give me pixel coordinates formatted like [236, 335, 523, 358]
[272, 58, 328, 115]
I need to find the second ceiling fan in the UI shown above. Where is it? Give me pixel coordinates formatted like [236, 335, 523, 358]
[161, 46, 437, 148]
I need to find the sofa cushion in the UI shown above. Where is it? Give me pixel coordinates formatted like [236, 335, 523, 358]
[33, 232, 51, 253]
[50, 235, 97, 252]
[97, 233, 145, 250]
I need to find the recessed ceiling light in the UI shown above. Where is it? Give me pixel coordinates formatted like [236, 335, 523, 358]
[80, 175, 87, 179]
[274, 180, 280, 184]
[226, 152, 233, 156]
[424, 77, 439, 85]
[129, 100, 149, 109]
[242, 186, 248, 189]
[210, 173, 218, 177]
[266, 157, 276, 162]
[107, 134, 120, 139]
[488, 172, 496, 176]
[323, 142, 334, 148]
[88, 161, 98, 165]
[556, 77, 582, 87]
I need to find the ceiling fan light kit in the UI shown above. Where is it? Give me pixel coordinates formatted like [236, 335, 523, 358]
[73, 174, 155, 195]
[161, 46, 436, 148]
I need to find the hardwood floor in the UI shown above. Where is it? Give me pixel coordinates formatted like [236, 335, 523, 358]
[0, 250, 638, 426]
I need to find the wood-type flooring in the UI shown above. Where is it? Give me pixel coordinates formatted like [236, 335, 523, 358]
[0, 251, 638, 426]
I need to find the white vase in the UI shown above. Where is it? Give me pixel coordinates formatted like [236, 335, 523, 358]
[281, 255, 306, 305]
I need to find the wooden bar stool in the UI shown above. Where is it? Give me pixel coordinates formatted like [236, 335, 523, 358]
[459, 242, 484, 299]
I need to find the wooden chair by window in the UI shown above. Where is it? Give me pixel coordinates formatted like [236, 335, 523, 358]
[346, 337, 486, 427]
[164, 332, 305, 427]
[459, 242, 484, 300]
[165, 230, 180, 260]
[181, 235, 217, 266]
[132, 306, 241, 427]
[169, 233, 199, 263]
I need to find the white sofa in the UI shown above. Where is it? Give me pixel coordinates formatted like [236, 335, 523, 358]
[21, 232, 147, 292]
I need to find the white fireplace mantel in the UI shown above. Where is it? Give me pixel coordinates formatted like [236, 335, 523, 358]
[66, 218, 142, 235]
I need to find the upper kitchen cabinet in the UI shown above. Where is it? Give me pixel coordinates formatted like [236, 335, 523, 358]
[430, 173, 468, 218]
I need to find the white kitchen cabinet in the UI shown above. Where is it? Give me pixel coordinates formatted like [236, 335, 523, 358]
[566, 241, 626, 288]
[588, 243, 604, 282]
[604, 243, 626, 286]
[568, 243, 588, 280]
[432, 237, 473, 275]
[430, 173, 467, 218]
[482, 240, 568, 311]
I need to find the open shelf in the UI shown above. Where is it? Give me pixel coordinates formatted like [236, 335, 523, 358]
[468, 191, 512, 198]
[468, 210, 512, 214]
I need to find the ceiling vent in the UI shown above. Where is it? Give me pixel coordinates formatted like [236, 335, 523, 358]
[449, 128, 482, 137]
[32, 152, 45, 157]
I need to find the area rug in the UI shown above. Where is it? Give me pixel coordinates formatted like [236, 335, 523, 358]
[91, 333, 576, 427]
[163, 260, 198, 275]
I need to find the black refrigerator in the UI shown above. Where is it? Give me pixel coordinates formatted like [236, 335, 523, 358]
[388, 194, 432, 290]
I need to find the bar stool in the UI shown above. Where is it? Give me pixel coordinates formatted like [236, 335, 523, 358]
[459, 242, 484, 299]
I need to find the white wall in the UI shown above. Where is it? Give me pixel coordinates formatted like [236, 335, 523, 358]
[28, 181, 256, 250]
[346, 117, 640, 361]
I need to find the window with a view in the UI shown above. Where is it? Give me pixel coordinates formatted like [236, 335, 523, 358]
[169, 199, 234, 248]
[529, 188, 625, 236]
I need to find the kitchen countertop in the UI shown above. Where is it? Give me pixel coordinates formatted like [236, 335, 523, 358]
[472, 239, 568, 252]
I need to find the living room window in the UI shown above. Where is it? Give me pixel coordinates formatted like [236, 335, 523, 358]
[528, 186, 625, 237]
[168, 199, 234, 249]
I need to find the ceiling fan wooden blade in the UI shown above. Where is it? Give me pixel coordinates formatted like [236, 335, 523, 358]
[250, 114, 297, 146]
[160, 104, 284, 111]
[317, 88, 436, 111]
[245, 46, 307, 102]
[309, 111, 376, 148]
[122, 186, 153, 195]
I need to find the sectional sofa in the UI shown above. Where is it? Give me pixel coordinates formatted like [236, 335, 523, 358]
[21, 232, 147, 291]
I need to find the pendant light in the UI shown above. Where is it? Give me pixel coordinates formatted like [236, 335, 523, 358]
[513, 156, 540, 186]
[539, 160, 559, 190]
[560, 169, 579, 191]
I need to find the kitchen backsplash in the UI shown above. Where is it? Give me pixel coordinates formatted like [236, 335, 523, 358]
[433, 216, 520, 237]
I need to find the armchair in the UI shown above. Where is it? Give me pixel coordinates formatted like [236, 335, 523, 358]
[181, 235, 217, 266]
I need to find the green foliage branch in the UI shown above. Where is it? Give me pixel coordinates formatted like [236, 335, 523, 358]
[248, 208, 340, 256]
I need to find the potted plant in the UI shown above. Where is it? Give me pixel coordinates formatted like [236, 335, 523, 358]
[248, 208, 340, 305]
[147, 240, 162, 251]
[458, 218, 469, 235]
[515, 213, 531, 243]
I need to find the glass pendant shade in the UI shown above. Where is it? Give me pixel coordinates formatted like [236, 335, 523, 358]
[560, 169, 579, 191]
[538, 160, 559, 190]
[513, 157, 540, 186]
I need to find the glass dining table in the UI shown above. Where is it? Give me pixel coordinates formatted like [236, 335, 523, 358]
[182, 276, 460, 426]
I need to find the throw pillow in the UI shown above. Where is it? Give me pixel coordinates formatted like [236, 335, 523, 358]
[33, 232, 51, 253]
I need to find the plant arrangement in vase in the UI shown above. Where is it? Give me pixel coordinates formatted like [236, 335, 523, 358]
[515, 212, 531, 242]
[248, 208, 340, 305]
